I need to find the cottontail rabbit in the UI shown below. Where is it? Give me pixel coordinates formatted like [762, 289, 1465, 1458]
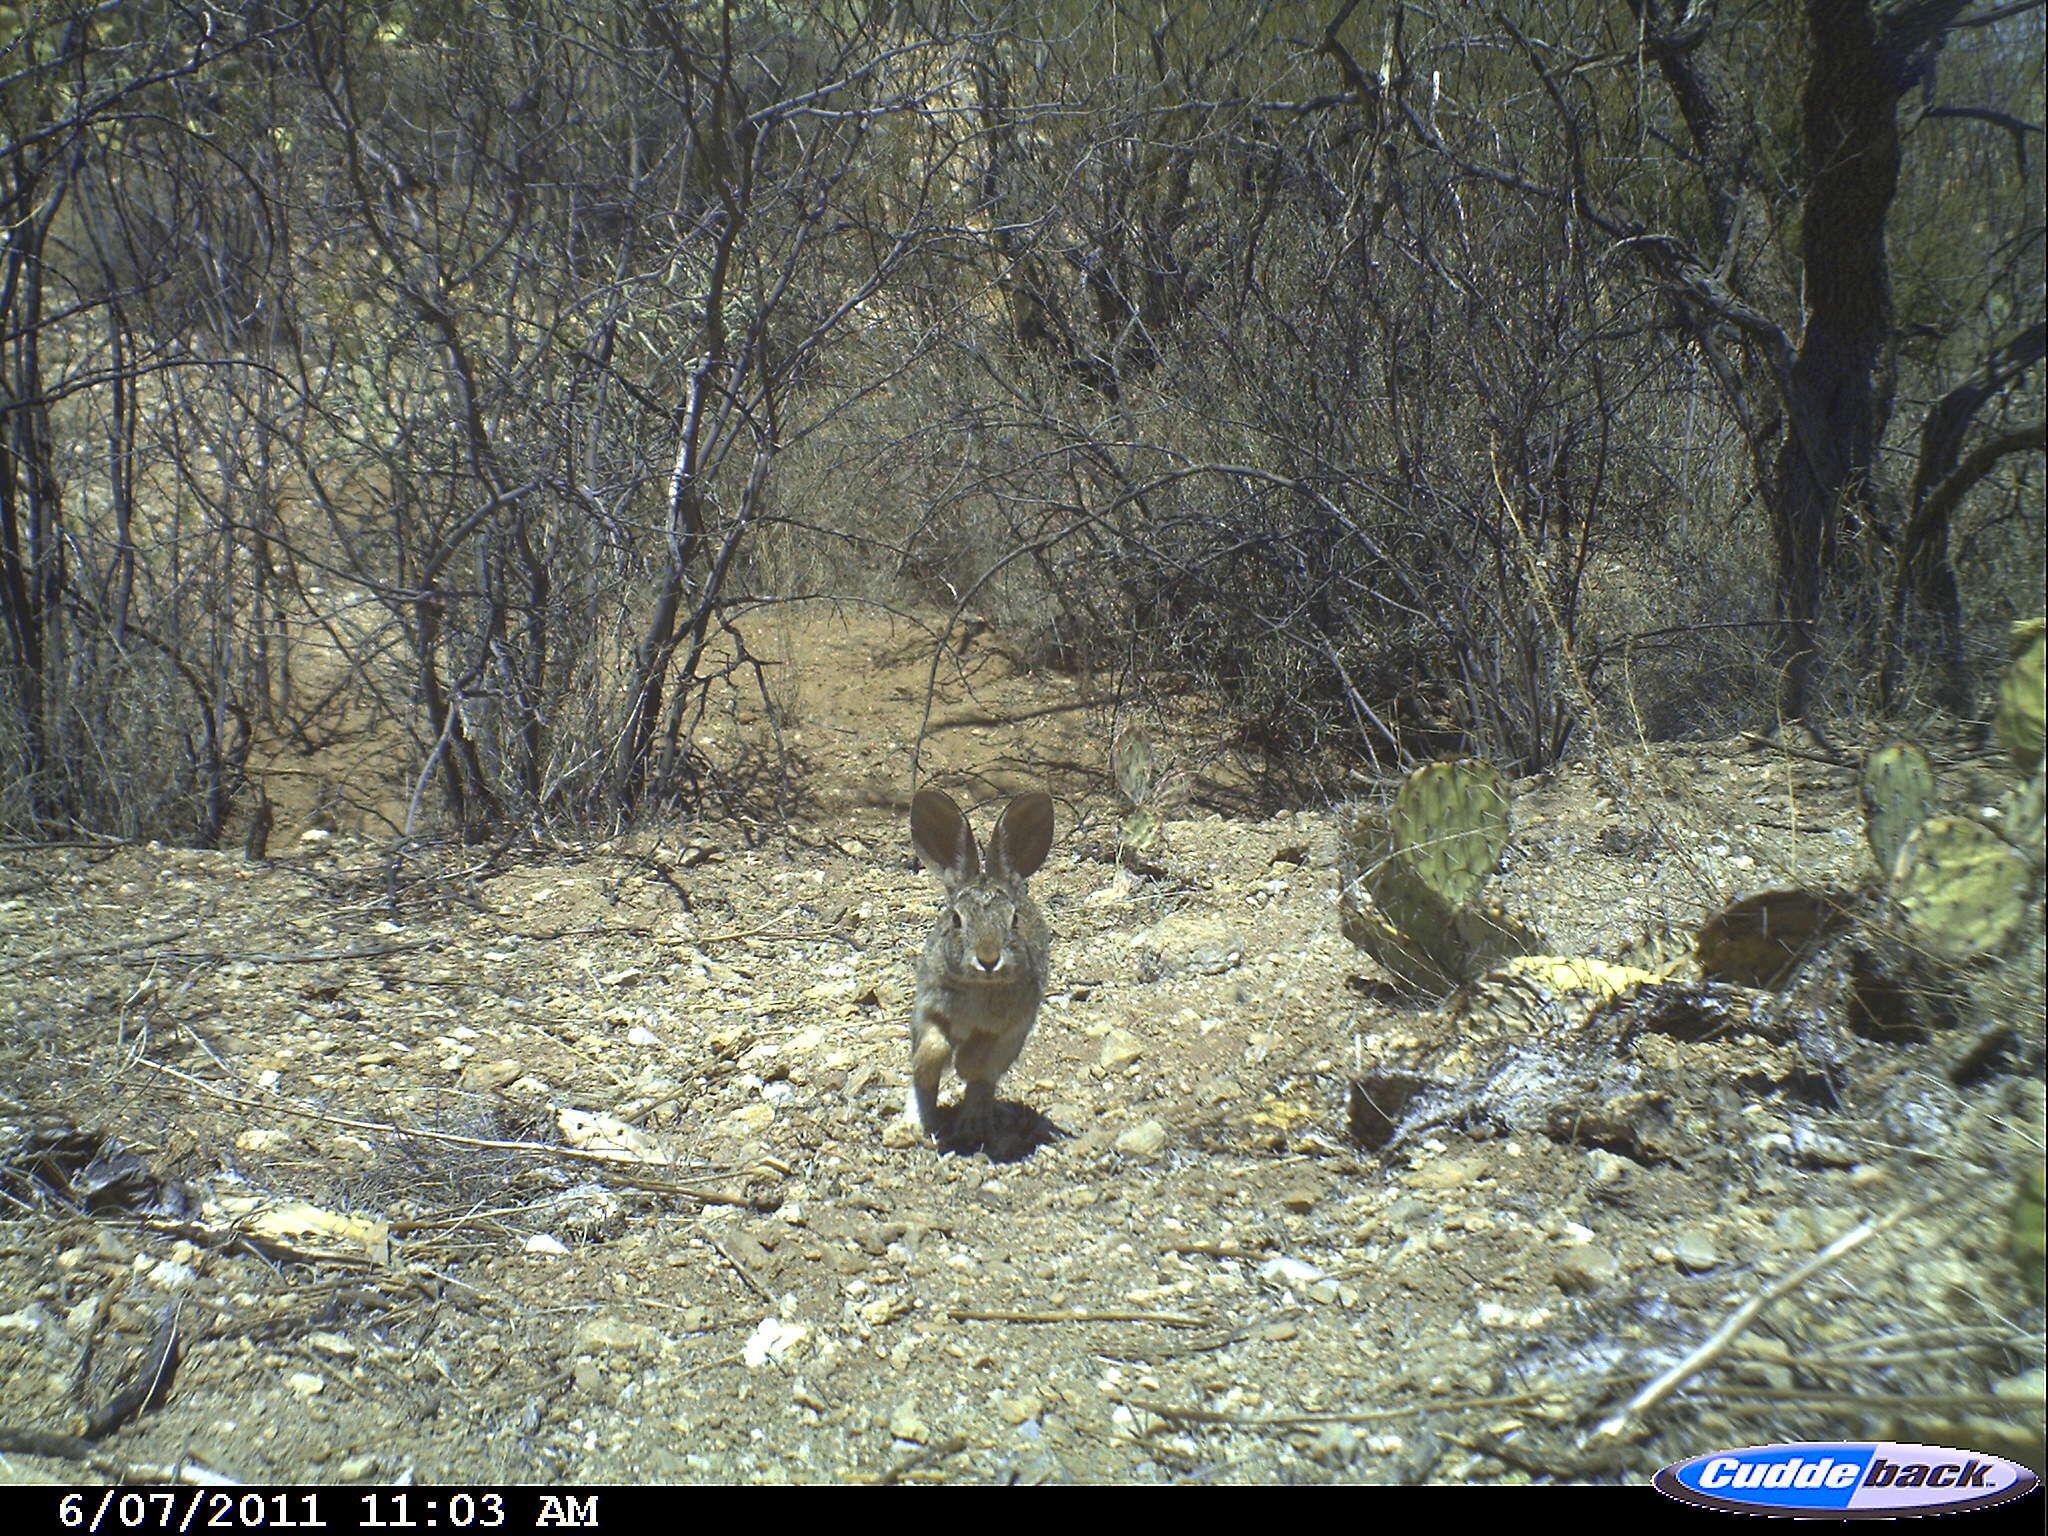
[906, 787, 1055, 1148]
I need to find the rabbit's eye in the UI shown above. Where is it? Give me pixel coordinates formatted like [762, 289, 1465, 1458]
[1009, 910, 1019, 930]
[950, 910, 962, 929]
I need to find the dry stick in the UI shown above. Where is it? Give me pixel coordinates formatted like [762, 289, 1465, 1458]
[617, 1083, 693, 1127]
[140, 1060, 764, 1205]
[1739, 731, 1852, 769]
[947, 1307, 1208, 1328]
[1794, 1324, 2034, 1359]
[1166, 1241, 1272, 1260]
[153, 940, 440, 964]
[390, 1190, 658, 1237]
[81, 1303, 181, 1440]
[1146, 1316, 1288, 1360]
[1681, 1387, 2021, 1412]
[1589, 1197, 1933, 1442]
[691, 922, 837, 945]
[0, 1307, 196, 1482]
[65, 1293, 110, 1404]
[673, 1352, 746, 1383]
[709, 1237, 773, 1301]
[0, 927, 195, 973]
[1784, 1349, 2018, 1373]
[1124, 1374, 1638, 1429]
[493, 923, 652, 943]
[7, 935, 438, 973]
[875, 1435, 968, 1486]
[0, 1430, 239, 1485]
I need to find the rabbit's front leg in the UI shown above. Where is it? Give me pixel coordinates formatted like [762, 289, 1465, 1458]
[907, 1007, 953, 1135]
[952, 1022, 1029, 1147]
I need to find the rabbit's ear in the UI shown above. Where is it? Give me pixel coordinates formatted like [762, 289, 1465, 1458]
[988, 791, 1053, 879]
[911, 788, 979, 886]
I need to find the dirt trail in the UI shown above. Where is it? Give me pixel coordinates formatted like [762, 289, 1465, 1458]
[0, 610, 2040, 1484]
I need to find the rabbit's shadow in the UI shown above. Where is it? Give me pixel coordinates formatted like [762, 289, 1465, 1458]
[936, 1102, 1066, 1163]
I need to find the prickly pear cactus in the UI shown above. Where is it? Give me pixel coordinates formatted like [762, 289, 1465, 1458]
[1339, 760, 1534, 991]
[1121, 806, 1163, 865]
[1111, 729, 1155, 808]
[1893, 815, 2033, 962]
[2001, 769, 2046, 874]
[1995, 624, 2045, 776]
[2013, 1164, 2047, 1303]
[1389, 759, 1511, 913]
[1338, 819, 1467, 992]
[1110, 726, 1187, 874]
[1861, 742, 1936, 879]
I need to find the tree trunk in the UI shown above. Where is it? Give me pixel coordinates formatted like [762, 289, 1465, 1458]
[1882, 322, 2047, 709]
[1767, 0, 1905, 721]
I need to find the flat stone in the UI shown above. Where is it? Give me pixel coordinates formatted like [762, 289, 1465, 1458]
[575, 1315, 664, 1357]
[1553, 1245, 1621, 1293]
[1098, 1030, 1144, 1071]
[1115, 1120, 1167, 1159]
[1670, 1226, 1721, 1272]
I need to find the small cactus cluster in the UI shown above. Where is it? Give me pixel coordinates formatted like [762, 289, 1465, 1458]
[1339, 759, 1537, 991]
[1863, 624, 2046, 962]
[1110, 726, 1187, 875]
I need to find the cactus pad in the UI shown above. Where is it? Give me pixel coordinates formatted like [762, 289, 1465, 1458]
[2014, 1165, 2047, 1303]
[1122, 807, 1161, 853]
[1338, 806, 1465, 990]
[1111, 729, 1155, 806]
[1338, 791, 1536, 993]
[1861, 741, 1936, 879]
[1995, 628, 2045, 775]
[2001, 769, 2046, 873]
[1389, 759, 1510, 913]
[1893, 815, 2032, 962]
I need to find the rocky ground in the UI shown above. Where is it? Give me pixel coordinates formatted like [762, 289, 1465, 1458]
[0, 611, 2041, 1485]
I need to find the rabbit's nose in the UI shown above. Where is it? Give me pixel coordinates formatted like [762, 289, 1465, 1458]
[974, 947, 1003, 972]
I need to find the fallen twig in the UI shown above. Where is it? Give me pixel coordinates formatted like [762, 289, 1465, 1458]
[156, 940, 441, 964]
[709, 1237, 773, 1301]
[1669, 1386, 2026, 1413]
[1589, 1197, 1932, 1441]
[81, 1303, 181, 1439]
[947, 1307, 1208, 1328]
[0, 927, 195, 973]
[0, 1428, 235, 1483]
[1740, 731, 1848, 768]
[874, 1434, 968, 1485]
[1166, 1241, 1272, 1261]
[141, 1060, 770, 1206]
[1124, 1374, 1640, 1430]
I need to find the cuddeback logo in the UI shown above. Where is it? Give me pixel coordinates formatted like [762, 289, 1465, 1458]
[1655, 1441, 2040, 1517]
